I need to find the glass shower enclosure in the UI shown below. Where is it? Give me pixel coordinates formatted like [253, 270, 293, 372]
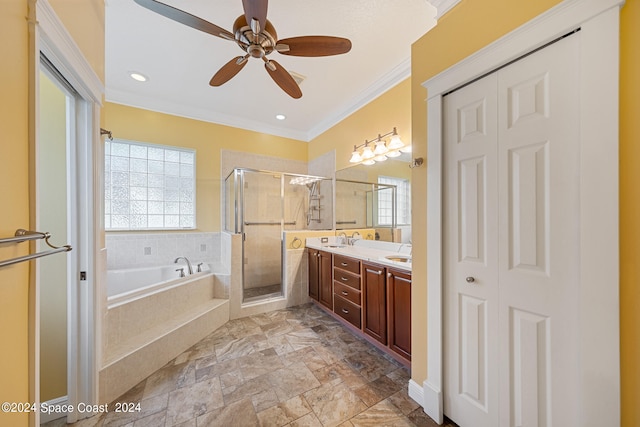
[225, 168, 332, 303]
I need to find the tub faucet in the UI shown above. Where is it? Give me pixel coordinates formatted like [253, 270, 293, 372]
[174, 256, 193, 275]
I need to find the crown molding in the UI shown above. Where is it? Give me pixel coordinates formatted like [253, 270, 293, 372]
[307, 56, 411, 141]
[427, 0, 462, 19]
[105, 89, 309, 142]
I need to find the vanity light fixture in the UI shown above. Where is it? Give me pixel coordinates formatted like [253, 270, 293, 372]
[348, 127, 409, 165]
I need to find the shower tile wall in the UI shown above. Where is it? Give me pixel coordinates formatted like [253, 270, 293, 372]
[105, 232, 221, 270]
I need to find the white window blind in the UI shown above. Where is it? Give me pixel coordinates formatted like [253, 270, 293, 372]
[105, 139, 196, 230]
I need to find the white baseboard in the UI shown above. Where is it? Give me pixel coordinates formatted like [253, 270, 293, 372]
[39, 396, 68, 424]
[408, 379, 424, 407]
[423, 380, 443, 424]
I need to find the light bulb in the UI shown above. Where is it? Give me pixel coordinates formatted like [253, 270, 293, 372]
[350, 150, 363, 163]
[373, 139, 388, 155]
[387, 134, 404, 150]
[361, 145, 374, 159]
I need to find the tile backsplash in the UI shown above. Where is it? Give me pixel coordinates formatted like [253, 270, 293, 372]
[106, 232, 221, 270]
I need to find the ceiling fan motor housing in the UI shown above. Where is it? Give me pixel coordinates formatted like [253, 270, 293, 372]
[233, 16, 277, 58]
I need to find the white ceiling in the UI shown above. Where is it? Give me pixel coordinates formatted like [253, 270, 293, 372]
[105, 0, 437, 141]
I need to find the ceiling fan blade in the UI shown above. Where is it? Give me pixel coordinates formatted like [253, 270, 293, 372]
[275, 36, 352, 57]
[242, 0, 268, 34]
[134, 0, 234, 40]
[264, 60, 302, 99]
[210, 56, 249, 86]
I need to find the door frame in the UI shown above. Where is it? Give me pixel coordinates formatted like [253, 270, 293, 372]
[29, 0, 104, 425]
[420, 0, 621, 424]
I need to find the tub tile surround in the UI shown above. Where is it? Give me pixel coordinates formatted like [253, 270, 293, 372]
[105, 232, 223, 271]
[48, 304, 457, 427]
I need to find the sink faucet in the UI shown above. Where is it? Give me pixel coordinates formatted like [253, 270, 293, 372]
[398, 243, 412, 255]
[338, 231, 347, 245]
[174, 256, 193, 275]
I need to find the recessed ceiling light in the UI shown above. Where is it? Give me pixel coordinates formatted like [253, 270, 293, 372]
[275, 114, 286, 120]
[129, 72, 148, 82]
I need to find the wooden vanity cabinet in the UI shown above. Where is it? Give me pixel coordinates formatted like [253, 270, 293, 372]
[309, 248, 412, 364]
[333, 254, 362, 328]
[362, 262, 387, 345]
[387, 267, 412, 361]
[308, 248, 320, 301]
[308, 249, 333, 310]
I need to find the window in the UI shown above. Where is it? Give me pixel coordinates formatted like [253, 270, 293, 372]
[378, 176, 411, 226]
[105, 139, 196, 230]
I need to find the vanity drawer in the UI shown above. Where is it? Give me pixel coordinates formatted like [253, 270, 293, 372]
[333, 254, 361, 275]
[334, 281, 361, 305]
[333, 269, 361, 290]
[334, 295, 361, 329]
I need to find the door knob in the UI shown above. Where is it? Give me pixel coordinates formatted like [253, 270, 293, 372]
[466, 276, 475, 283]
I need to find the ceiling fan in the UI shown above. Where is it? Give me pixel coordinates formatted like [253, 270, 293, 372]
[133, 0, 353, 99]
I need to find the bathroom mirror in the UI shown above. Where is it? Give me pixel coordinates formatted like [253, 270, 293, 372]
[335, 153, 411, 243]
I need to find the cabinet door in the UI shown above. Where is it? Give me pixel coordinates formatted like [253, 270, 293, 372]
[387, 268, 411, 360]
[308, 249, 319, 301]
[318, 250, 333, 309]
[362, 262, 387, 344]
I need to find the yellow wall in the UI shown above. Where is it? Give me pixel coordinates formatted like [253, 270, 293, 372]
[410, 0, 639, 424]
[102, 103, 308, 231]
[0, 1, 104, 425]
[310, 78, 412, 172]
[619, 0, 640, 425]
[0, 2, 31, 426]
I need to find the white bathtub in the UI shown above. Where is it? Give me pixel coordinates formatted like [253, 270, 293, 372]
[107, 263, 212, 306]
[102, 263, 229, 404]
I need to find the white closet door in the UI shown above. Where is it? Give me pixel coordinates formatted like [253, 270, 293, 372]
[444, 33, 580, 427]
[444, 72, 500, 427]
[497, 34, 580, 427]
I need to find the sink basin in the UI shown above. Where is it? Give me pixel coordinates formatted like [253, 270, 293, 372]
[326, 245, 346, 249]
[385, 255, 412, 263]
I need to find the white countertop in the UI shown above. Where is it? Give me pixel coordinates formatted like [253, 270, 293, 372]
[305, 237, 412, 272]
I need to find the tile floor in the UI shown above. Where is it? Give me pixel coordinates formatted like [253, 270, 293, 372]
[44, 303, 458, 427]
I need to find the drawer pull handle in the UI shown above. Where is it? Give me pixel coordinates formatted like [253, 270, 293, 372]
[341, 276, 348, 281]
[342, 308, 349, 314]
[341, 262, 348, 266]
[341, 291, 348, 295]
[373, 270, 383, 275]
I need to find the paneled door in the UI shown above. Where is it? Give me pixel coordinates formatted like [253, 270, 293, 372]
[443, 33, 580, 426]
